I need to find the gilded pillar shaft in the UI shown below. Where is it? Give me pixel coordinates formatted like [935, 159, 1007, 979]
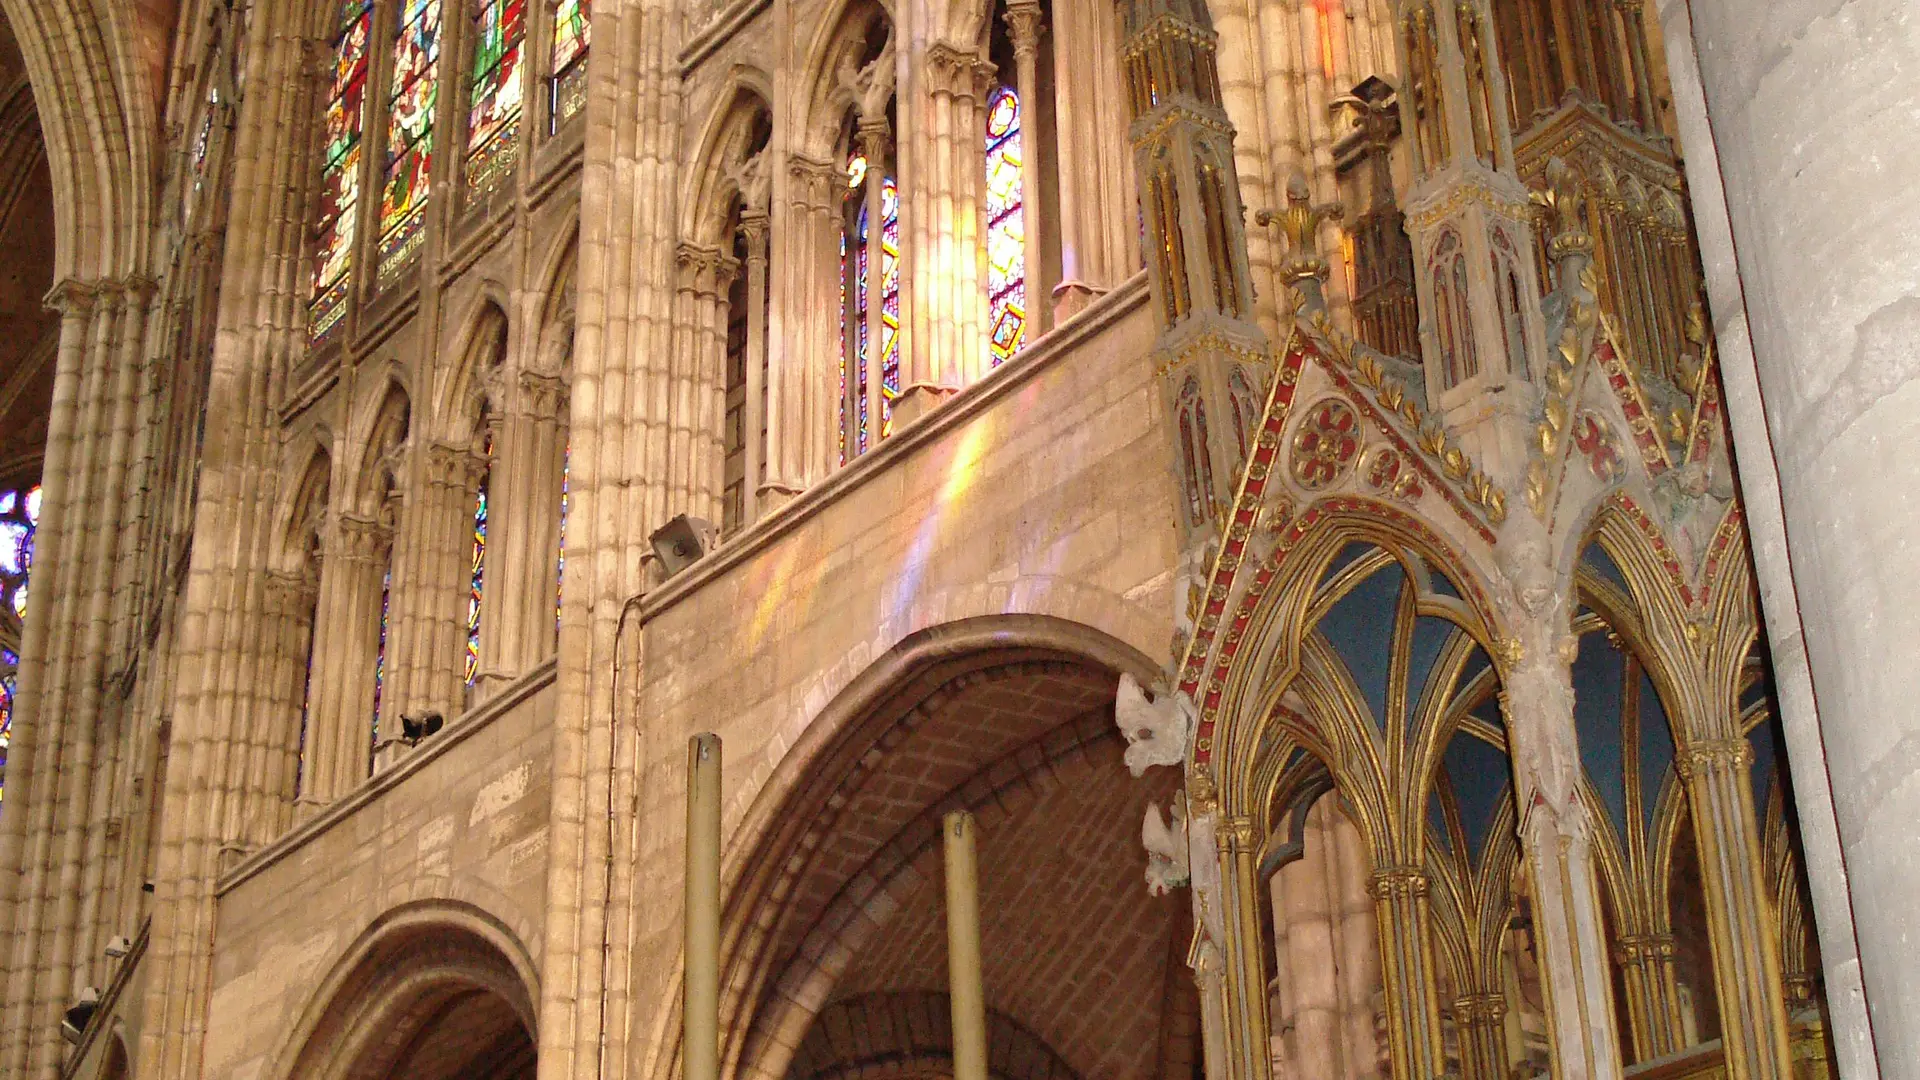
[1615, 934, 1685, 1060]
[1679, 741, 1792, 1080]
[1369, 868, 1444, 1080]
[1220, 819, 1274, 1080]
[1455, 995, 1509, 1080]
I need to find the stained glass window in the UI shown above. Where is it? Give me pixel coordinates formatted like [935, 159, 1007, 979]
[984, 84, 1027, 366]
[0, 646, 15, 803]
[380, 0, 443, 282]
[839, 151, 900, 462]
[550, 0, 590, 130]
[0, 486, 43, 623]
[465, 437, 491, 686]
[555, 442, 569, 637]
[466, 0, 525, 195]
[370, 566, 392, 767]
[311, 0, 375, 340]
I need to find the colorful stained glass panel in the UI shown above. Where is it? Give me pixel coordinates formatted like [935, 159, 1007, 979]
[380, 0, 442, 278]
[0, 486, 41, 624]
[465, 446, 490, 686]
[467, 0, 525, 193]
[550, 0, 590, 126]
[310, 0, 373, 339]
[984, 84, 1026, 366]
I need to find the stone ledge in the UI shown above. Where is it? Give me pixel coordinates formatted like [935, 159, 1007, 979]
[215, 657, 559, 896]
[640, 271, 1151, 623]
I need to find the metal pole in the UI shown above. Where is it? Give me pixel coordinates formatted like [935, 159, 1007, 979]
[685, 733, 722, 1080]
[943, 810, 989, 1080]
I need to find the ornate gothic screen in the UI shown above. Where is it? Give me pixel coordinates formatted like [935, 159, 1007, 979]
[466, 0, 526, 195]
[984, 83, 1026, 366]
[380, 0, 443, 282]
[839, 150, 900, 461]
[550, 0, 590, 130]
[311, 0, 374, 339]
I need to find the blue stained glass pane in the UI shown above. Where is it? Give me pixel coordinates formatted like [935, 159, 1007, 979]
[0, 491, 14, 514]
[0, 523, 23, 576]
[465, 448, 490, 687]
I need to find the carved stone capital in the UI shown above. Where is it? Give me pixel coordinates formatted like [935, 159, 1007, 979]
[925, 42, 987, 100]
[1675, 738, 1752, 782]
[44, 278, 99, 316]
[787, 154, 843, 208]
[676, 242, 740, 296]
[331, 513, 392, 564]
[423, 439, 490, 491]
[1368, 865, 1430, 901]
[517, 370, 567, 420]
[1004, 0, 1047, 59]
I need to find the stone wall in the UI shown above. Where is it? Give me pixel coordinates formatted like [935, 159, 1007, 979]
[200, 668, 557, 1080]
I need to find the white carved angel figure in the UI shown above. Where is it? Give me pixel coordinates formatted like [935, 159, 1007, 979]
[1142, 800, 1191, 895]
[1115, 672, 1193, 777]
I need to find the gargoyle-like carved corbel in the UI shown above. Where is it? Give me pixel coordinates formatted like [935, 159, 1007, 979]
[1142, 800, 1191, 895]
[729, 149, 771, 215]
[837, 35, 897, 124]
[1115, 672, 1195, 777]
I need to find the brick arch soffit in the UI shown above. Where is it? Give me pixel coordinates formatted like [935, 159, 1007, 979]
[0, 0, 157, 280]
[263, 899, 540, 1080]
[732, 697, 1124, 1080]
[787, 991, 1085, 1080]
[635, 614, 1164, 1080]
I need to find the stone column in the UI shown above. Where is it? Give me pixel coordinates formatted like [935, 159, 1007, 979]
[895, 44, 986, 424]
[473, 371, 566, 697]
[1048, 0, 1137, 321]
[1650, 0, 1892, 1069]
[1676, 739, 1792, 1080]
[301, 514, 391, 802]
[668, 243, 737, 524]
[1002, 0, 1053, 339]
[1328, 808, 1384, 1080]
[248, 570, 319, 843]
[1501, 640, 1625, 1080]
[1614, 933, 1685, 1060]
[1368, 867, 1445, 1080]
[739, 209, 770, 524]
[380, 439, 487, 763]
[1273, 831, 1342, 1080]
[765, 154, 839, 497]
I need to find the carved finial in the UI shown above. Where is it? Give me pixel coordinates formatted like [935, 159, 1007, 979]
[1255, 169, 1344, 312]
[1530, 157, 1593, 263]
